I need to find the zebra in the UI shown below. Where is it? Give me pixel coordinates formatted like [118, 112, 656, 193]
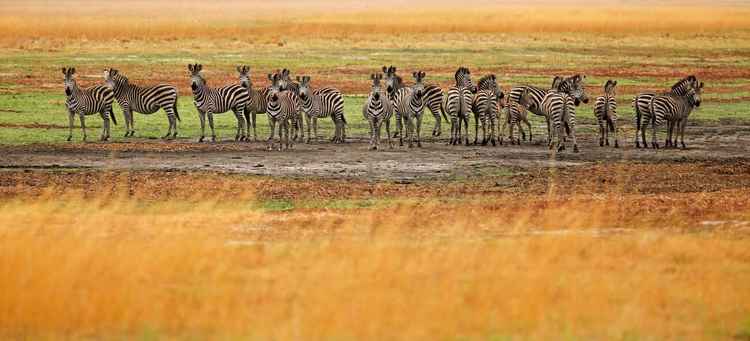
[633, 75, 698, 148]
[471, 74, 504, 145]
[188, 64, 249, 142]
[266, 72, 299, 150]
[62, 67, 116, 141]
[104, 68, 179, 139]
[648, 81, 703, 149]
[593, 80, 619, 148]
[445, 67, 477, 145]
[237, 65, 270, 141]
[362, 73, 393, 150]
[276, 68, 304, 142]
[499, 88, 533, 145]
[507, 75, 588, 144]
[296, 75, 347, 143]
[392, 71, 426, 148]
[540, 85, 578, 153]
[383, 66, 446, 138]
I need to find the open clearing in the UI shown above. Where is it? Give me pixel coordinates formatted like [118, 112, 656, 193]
[2, 1, 750, 340]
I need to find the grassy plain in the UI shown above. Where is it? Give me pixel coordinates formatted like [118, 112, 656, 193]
[1, 1, 750, 340]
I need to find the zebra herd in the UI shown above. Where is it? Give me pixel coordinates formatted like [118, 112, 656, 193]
[61, 65, 704, 152]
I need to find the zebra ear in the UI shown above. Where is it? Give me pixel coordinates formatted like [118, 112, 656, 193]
[197, 64, 202, 72]
[268, 73, 273, 80]
[62, 67, 68, 75]
[420, 71, 425, 79]
[382, 66, 388, 73]
[282, 69, 289, 77]
[236, 66, 242, 74]
[699, 82, 704, 89]
[70, 67, 76, 75]
[188, 64, 193, 73]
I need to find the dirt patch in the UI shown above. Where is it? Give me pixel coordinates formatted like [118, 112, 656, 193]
[0, 123, 67, 129]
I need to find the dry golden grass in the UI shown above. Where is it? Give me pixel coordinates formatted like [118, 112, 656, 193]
[1, 1, 749, 43]
[1, 186, 749, 339]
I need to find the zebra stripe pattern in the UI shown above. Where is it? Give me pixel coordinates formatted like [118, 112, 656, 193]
[392, 71, 426, 148]
[471, 74, 504, 145]
[382, 66, 446, 138]
[648, 81, 703, 149]
[540, 90, 578, 152]
[507, 76, 563, 144]
[237, 65, 270, 141]
[266, 72, 300, 150]
[500, 88, 533, 145]
[446, 67, 477, 145]
[634, 75, 698, 148]
[362, 73, 393, 150]
[104, 68, 179, 139]
[297, 75, 347, 143]
[188, 63, 249, 142]
[593, 80, 619, 148]
[63, 67, 116, 141]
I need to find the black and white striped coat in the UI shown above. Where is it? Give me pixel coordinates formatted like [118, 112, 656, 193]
[297, 75, 346, 143]
[266, 72, 300, 150]
[540, 89, 578, 153]
[391, 71, 426, 148]
[63, 67, 116, 142]
[188, 64, 249, 142]
[634, 75, 697, 148]
[446, 67, 476, 145]
[648, 81, 703, 149]
[237, 65, 269, 141]
[593, 80, 618, 148]
[500, 88, 533, 145]
[362, 73, 393, 150]
[471, 74, 504, 146]
[105, 68, 179, 139]
[382, 65, 446, 138]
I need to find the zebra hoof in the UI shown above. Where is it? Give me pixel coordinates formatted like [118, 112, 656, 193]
[557, 145, 565, 152]
[417, 142, 422, 148]
[599, 140, 604, 147]
[573, 145, 580, 153]
[615, 142, 619, 148]
[67, 136, 72, 142]
[198, 137, 204, 143]
[211, 136, 217, 142]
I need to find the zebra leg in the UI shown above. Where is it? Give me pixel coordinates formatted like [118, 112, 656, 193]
[99, 112, 108, 141]
[650, 119, 659, 149]
[509, 123, 515, 145]
[79, 113, 87, 142]
[665, 121, 673, 148]
[525, 119, 532, 144]
[267, 118, 276, 151]
[385, 117, 393, 149]
[163, 106, 176, 139]
[393, 110, 401, 138]
[198, 110, 206, 142]
[571, 121, 579, 153]
[416, 114, 423, 148]
[207, 111, 216, 142]
[598, 120, 605, 146]
[499, 116, 507, 145]
[680, 118, 688, 149]
[641, 118, 649, 149]
[122, 105, 131, 137]
[234, 109, 246, 141]
[67, 111, 75, 141]
[489, 115, 497, 146]
[462, 115, 470, 146]
[432, 109, 440, 137]
[613, 119, 619, 148]
[305, 114, 312, 144]
[251, 111, 258, 141]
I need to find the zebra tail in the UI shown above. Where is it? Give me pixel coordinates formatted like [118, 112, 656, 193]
[342, 113, 347, 125]
[173, 101, 181, 122]
[607, 118, 614, 132]
[648, 96, 656, 127]
[110, 110, 117, 125]
[440, 102, 448, 122]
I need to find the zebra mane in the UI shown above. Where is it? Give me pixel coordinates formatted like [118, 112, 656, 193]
[477, 74, 497, 90]
[671, 75, 696, 92]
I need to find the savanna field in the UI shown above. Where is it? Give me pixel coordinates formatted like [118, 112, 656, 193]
[1, 1, 750, 339]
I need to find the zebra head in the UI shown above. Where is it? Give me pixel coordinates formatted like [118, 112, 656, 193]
[411, 71, 425, 99]
[268, 72, 282, 102]
[519, 87, 536, 111]
[297, 76, 312, 100]
[188, 63, 205, 93]
[455, 67, 477, 93]
[278, 68, 294, 92]
[688, 81, 704, 108]
[562, 74, 589, 105]
[604, 79, 617, 97]
[478, 74, 504, 101]
[383, 65, 402, 97]
[237, 65, 251, 89]
[671, 75, 697, 95]
[62, 67, 76, 96]
[104, 68, 126, 91]
[370, 73, 384, 101]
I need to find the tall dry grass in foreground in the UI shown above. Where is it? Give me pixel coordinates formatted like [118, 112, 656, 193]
[1, 189, 750, 339]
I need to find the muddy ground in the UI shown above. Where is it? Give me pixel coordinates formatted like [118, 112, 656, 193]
[1, 124, 748, 182]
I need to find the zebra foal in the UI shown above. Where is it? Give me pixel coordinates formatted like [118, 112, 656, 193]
[593, 80, 618, 147]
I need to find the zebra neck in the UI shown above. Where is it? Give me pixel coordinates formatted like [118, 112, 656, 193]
[113, 81, 132, 98]
[409, 94, 423, 110]
[193, 86, 210, 105]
